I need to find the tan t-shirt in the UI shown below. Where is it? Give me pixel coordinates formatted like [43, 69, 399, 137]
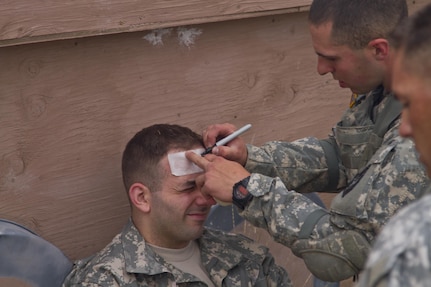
[149, 241, 216, 287]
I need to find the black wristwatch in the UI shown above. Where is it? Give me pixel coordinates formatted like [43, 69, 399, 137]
[232, 176, 253, 210]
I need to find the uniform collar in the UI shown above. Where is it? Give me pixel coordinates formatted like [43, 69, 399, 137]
[120, 219, 246, 283]
[121, 219, 170, 275]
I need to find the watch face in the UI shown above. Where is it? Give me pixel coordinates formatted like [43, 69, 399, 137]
[234, 185, 249, 199]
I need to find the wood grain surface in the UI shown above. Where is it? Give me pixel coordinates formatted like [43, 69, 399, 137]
[1, 1, 431, 286]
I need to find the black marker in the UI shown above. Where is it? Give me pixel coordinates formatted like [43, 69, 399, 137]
[201, 124, 252, 156]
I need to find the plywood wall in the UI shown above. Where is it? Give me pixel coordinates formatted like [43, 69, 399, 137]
[1, 10, 343, 258]
[0, 0, 311, 47]
[1, 1, 430, 286]
[0, 13, 345, 287]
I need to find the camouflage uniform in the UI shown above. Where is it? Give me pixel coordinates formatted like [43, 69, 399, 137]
[240, 87, 429, 281]
[357, 187, 431, 287]
[64, 219, 292, 287]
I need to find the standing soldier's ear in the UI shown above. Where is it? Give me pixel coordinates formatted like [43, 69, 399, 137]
[368, 38, 390, 60]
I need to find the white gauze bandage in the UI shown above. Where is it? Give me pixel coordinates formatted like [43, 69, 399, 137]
[167, 148, 231, 206]
[167, 148, 204, 176]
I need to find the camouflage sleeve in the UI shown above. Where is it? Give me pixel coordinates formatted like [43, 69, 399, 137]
[244, 136, 342, 193]
[358, 192, 431, 287]
[240, 173, 333, 247]
[240, 173, 373, 281]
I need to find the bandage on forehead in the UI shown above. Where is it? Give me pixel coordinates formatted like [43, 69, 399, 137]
[167, 148, 204, 176]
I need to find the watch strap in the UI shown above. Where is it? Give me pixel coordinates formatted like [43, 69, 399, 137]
[232, 176, 253, 210]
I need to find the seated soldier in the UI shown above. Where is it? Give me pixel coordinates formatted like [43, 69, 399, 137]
[63, 124, 292, 287]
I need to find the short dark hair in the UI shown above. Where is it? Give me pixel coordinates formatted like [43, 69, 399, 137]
[396, 3, 431, 75]
[309, 0, 408, 49]
[121, 124, 203, 192]
[388, 18, 409, 51]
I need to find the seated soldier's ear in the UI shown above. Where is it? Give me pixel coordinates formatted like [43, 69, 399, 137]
[129, 183, 151, 213]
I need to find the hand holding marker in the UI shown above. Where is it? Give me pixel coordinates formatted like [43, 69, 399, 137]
[201, 124, 252, 156]
[200, 124, 252, 206]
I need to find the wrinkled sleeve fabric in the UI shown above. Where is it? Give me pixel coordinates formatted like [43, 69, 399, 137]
[245, 136, 345, 193]
[240, 173, 335, 247]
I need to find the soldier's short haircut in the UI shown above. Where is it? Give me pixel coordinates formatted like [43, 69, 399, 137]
[122, 124, 202, 192]
[308, 0, 408, 49]
[397, 3, 431, 76]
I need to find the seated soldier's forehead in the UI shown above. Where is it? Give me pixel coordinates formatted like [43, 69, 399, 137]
[167, 148, 204, 176]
